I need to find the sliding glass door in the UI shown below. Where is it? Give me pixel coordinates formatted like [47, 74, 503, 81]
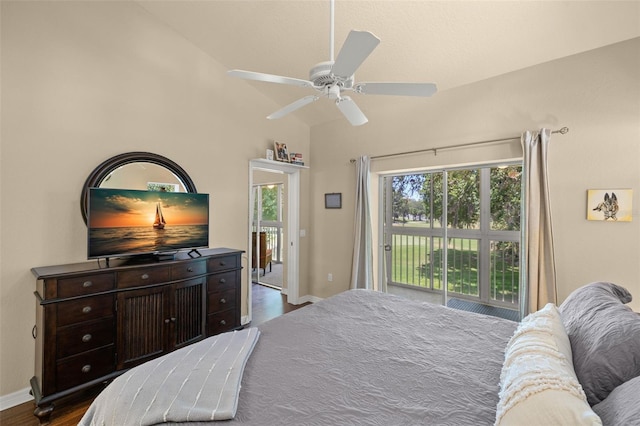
[382, 163, 522, 319]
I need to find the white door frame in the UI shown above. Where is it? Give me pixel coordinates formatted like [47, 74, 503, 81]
[247, 159, 302, 323]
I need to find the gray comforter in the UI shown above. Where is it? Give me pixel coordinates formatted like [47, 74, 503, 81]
[229, 289, 516, 425]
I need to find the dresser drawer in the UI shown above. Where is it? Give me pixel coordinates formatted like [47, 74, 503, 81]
[56, 345, 115, 391]
[57, 318, 114, 358]
[208, 288, 236, 313]
[207, 271, 238, 292]
[117, 266, 171, 289]
[57, 273, 114, 298]
[207, 309, 237, 335]
[56, 295, 114, 327]
[207, 255, 239, 273]
[172, 260, 206, 280]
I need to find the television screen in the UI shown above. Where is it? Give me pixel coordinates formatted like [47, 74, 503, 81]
[88, 188, 209, 259]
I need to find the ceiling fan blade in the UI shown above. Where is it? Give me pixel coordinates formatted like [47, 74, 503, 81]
[335, 96, 368, 126]
[267, 95, 320, 120]
[355, 82, 438, 97]
[228, 69, 314, 88]
[331, 30, 380, 79]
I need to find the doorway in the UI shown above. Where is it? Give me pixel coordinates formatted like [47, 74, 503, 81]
[252, 183, 284, 289]
[248, 159, 302, 324]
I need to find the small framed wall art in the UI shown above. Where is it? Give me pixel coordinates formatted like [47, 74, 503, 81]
[587, 189, 633, 222]
[325, 193, 342, 209]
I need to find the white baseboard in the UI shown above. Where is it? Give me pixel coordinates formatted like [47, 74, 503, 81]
[297, 294, 323, 304]
[241, 315, 250, 326]
[0, 387, 33, 411]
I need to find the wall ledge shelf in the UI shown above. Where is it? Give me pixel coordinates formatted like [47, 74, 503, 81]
[251, 158, 309, 173]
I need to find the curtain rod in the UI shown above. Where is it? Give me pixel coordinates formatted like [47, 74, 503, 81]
[349, 127, 569, 163]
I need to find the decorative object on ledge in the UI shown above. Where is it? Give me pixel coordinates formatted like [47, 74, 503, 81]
[290, 152, 304, 166]
[266, 149, 274, 161]
[587, 189, 633, 222]
[325, 193, 342, 209]
[274, 141, 290, 162]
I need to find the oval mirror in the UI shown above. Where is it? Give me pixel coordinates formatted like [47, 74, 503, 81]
[80, 152, 197, 224]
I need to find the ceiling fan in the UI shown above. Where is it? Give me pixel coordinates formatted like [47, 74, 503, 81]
[227, 0, 437, 126]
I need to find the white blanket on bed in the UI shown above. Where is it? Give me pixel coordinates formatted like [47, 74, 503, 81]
[79, 328, 260, 426]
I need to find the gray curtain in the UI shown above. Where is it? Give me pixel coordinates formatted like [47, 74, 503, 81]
[521, 129, 557, 315]
[350, 156, 374, 289]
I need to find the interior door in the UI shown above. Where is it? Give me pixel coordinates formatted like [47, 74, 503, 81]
[248, 159, 303, 324]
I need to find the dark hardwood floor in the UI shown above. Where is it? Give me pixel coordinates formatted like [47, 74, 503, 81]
[250, 282, 310, 325]
[0, 284, 309, 426]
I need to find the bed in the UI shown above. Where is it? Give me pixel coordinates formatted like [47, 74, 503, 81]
[80, 284, 640, 426]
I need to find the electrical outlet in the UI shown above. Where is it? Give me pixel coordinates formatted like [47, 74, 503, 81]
[327, 273, 333, 282]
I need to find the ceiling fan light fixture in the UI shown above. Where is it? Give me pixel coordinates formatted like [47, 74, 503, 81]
[226, 0, 436, 126]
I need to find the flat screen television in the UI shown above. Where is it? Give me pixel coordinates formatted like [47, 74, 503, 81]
[87, 188, 209, 260]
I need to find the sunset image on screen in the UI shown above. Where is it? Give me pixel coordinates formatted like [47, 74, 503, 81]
[89, 190, 208, 228]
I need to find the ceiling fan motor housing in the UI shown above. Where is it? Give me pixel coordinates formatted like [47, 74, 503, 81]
[309, 61, 354, 89]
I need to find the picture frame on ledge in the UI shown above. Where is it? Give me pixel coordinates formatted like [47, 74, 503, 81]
[274, 141, 290, 162]
[325, 193, 342, 209]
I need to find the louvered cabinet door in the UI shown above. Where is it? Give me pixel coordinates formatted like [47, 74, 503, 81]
[117, 286, 170, 370]
[171, 277, 206, 349]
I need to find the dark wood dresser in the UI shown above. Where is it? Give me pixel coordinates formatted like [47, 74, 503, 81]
[30, 248, 243, 423]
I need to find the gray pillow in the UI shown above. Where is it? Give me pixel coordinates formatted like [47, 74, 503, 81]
[593, 376, 640, 426]
[559, 282, 640, 406]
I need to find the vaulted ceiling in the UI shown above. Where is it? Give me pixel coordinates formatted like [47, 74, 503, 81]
[136, 1, 640, 127]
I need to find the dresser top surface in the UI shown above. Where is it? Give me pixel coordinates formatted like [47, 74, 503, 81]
[32, 247, 244, 279]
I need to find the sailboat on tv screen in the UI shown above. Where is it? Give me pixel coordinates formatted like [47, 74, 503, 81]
[153, 202, 166, 229]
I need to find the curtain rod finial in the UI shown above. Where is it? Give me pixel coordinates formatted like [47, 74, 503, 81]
[557, 127, 569, 135]
[350, 158, 356, 164]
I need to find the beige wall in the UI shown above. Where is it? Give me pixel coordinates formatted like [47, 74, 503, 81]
[308, 38, 640, 309]
[0, 1, 310, 398]
[1, 0, 638, 405]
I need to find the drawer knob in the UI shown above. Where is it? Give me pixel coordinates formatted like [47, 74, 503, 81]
[219, 278, 226, 284]
[219, 261, 226, 267]
[187, 267, 193, 272]
[82, 306, 92, 314]
[220, 298, 226, 304]
[141, 273, 149, 280]
[82, 334, 92, 343]
[220, 320, 226, 326]
[81, 365, 91, 374]
[82, 281, 93, 288]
